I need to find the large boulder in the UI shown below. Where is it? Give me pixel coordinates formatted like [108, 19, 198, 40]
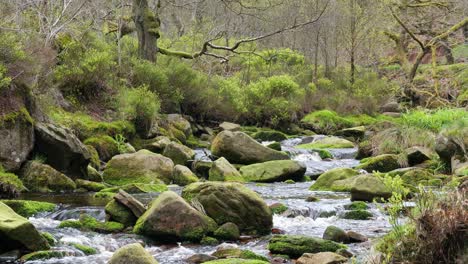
[219, 122, 240, 132]
[209, 158, 244, 182]
[173, 165, 199, 186]
[103, 150, 174, 185]
[309, 168, 360, 191]
[268, 235, 346, 258]
[296, 136, 354, 149]
[322, 226, 349, 244]
[252, 130, 288, 142]
[296, 252, 347, 264]
[34, 122, 91, 178]
[0, 170, 26, 198]
[335, 126, 366, 140]
[19, 161, 76, 192]
[405, 147, 433, 166]
[162, 142, 195, 165]
[108, 243, 158, 264]
[349, 174, 392, 202]
[134, 191, 217, 242]
[167, 114, 192, 138]
[0, 109, 34, 172]
[0, 202, 50, 253]
[182, 182, 273, 235]
[356, 154, 401, 173]
[240, 160, 306, 182]
[211, 131, 289, 165]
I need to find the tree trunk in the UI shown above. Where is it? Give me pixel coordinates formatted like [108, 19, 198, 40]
[132, 0, 160, 62]
[349, 0, 356, 85]
[409, 47, 429, 82]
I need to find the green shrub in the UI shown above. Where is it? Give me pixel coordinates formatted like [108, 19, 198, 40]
[301, 110, 354, 133]
[399, 108, 468, 132]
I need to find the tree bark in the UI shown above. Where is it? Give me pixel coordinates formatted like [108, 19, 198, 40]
[132, 0, 160, 62]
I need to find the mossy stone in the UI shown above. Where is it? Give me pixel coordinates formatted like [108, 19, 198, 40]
[200, 236, 218, 245]
[267, 235, 346, 258]
[356, 154, 401, 173]
[253, 130, 288, 142]
[309, 168, 360, 191]
[212, 248, 268, 261]
[266, 142, 282, 151]
[173, 165, 199, 186]
[0, 171, 26, 198]
[0, 200, 56, 217]
[209, 157, 244, 182]
[98, 183, 168, 195]
[322, 226, 349, 243]
[84, 135, 120, 162]
[19, 161, 76, 193]
[162, 142, 195, 165]
[344, 201, 368, 210]
[75, 179, 106, 192]
[20, 250, 67, 262]
[41, 232, 56, 246]
[108, 243, 158, 264]
[71, 243, 97, 255]
[296, 136, 354, 149]
[204, 259, 269, 264]
[269, 203, 288, 215]
[213, 222, 240, 241]
[240, 160, 306, 183]
[105, 200, 137, 227]
[342, 210, 373, 220]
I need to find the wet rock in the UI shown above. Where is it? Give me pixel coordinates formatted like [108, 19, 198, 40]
[75, 179, 105, 192]
[309, 168, 360, 191]
[268, 235, 346, 258]
[356, 154, 401, 173]
[296, 136, 354, 149]
[342, 210, 373, 220]
[204, 259, 269, 264]
[20, 161, 76, 192]
[349, 174, 392, 202]
[162, 142, 195, 166]
[296, 252, 347, 264]
[305, 196, 320, 202]
[108, 243, 158, 264]
[192, 160, 212, 178]
[86, 165, 102, 182]
[134, 191, 217, 242]
[211, 248, 268, 261]
[209, 157, 243, 182]
[322, 226, 349, 243]
[343, 201, 368, 210]
[336, 248, 354, 258]
[219, 122, 241, 131]
[105, 200, 137, 227]
[240, 160, 306, 183]
[182, 182, 273, 235]
[0, 202, 50, 253]
[272, 228, 286, 234]
[269, 203, 288, 215]
[335, 126, 366, 139]
[214, 222, 240, 241]
[0, 200, 55, 218]
[20, 250, 70, 262]
[144, 136, 172, 153]
[282, 208, 310, 218]
[0, 171, 26, 198]
[252, 130, 287, 142]
[186, 254, 217, 263]
[211, 131, 289, 165]
[405, 146, 433, 166]
[167, 114, 192, 138]
[173, 165, 198, 186]
[34, 122, 91, 179]
[83, 135, 120, 162]
[356, 140, 372, 159]
[347, 231, 368, 243]
[103, 150, 174, 185]
[267, 141, 282, 151]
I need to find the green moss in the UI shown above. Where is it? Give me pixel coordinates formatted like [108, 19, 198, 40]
[342, 210, 373, 220]
[0, 171, 26, 198]
[212, 248, 268, 261]
[309, 168, 360, 191]
[98, 183, 168, 194]
[315, 149, 333, 159]
[20, 250, 67, 262]
[84, 135, 120, 161]
[105, 200, 136, 226]
[75, 179, 106, 192]
[344, 201, 369, 210]
[253, 130, 288, 142]
[0, 200, 56, 217]
[270, 203, 288, 214]
[93, 191, 115, 199]
[186, 135, 209, 148]
[204, 259, 269, 264]
[268, 235, 346, 258]
[58, 215, 124, 233]
[356, 154, 401, 173]
[213, 222, 240, 240]
[296, 137, 354, 149]
[0, 107, 34, 128]
[86, 145, 100, 169]
[200, 236, 219, 245]
[41, 232, 56, 246]
[71, 243, 97, 255]
[58, 220, 83, 229]
[301, 110, 354, 134]
[266, 141, 282, 151]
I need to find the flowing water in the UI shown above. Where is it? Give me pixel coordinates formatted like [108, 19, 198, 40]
[19, 136, 391, 264]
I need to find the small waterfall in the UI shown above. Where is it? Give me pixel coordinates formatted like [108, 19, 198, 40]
[49, 207, 106, 221]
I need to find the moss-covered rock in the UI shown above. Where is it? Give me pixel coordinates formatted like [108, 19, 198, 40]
[58, 214, 124, 233]
[356, 154, 401, 173]
[0, 170, 26, 198]
[309, 168, 360, 191]
[335, 126, 366, 139]
[105, 200, 137, 227]
[342, 210, 373, 220]
[86, 165, 102, 182]
[71, 243, 97, 255]
[19, 161, 76, 192]
[98, 183, 168, 195]
[84, 135, 119, 162]
[301, 110, 354, 134]
[296, 252, 348, 264]
[162, 142, 195, 165]
[343, 201, 368, 210]
[173, 165, 198, 186]
[266, 141, 282, 151]
[134, 191, 217, 242]
[296, 136, 354, 149]
[192, 160, 212, 178]
[108, 243, 158, 264]
[209, 157, 244, 182]
[269, 203, 288, 214]
[75, 179, 106, 192]
[211, 131, 289, 165]
[405, 146, 433, 166]
[212, 248, 268, 261]
[213, 222, 240, 241]
[182, 182, 272, 235]
[86, 145, 101, 169]
[322, 226, 349, 243]
[20, 250, 68, 262]
[268, 235, 346, 258]
[356, 140, 372, 159]
[41, 232, 56, 246]
[219, 122, 241, 131]
[144, 136, 172, 153]
[240, 160, 306, 183]
[349, 174, 392, 202]
[0, 202, 50, 253]
[253, 130, 288, 142]
[0, 200, 55, 217]
[103, 150, 174, 185]
[204, 259, 268, 264]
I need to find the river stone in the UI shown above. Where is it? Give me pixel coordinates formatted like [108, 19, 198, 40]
[19, 161, 76, 192]
[108, 243, 158, 264]
[240, 160, 306, 183]
[105, 200, 137, 227]
[167, 114, 192, 138]
[0, 171, 26, 199]
[211, 248, 268, 261]
[268, 235, 346, 258]
[162, 142, 195, 166]
[213, 222, 240, 241]
[209, 157, 243, 182]
[309, 168, 360, 191]
[435, 133, 467, 170]
[211, 131, 289, 165]
[349, 174, 391, 202]
[144, 136, 172, 153]
[103, 150, 174, 185]
[0, 202, 50, 253]
[356, 154, 401, 172]
[322, 226, 349, 243]
[347, 231, 368, 243]
[219, 122, 241, 131]
[296, 136, 354, 149]
[186, 254, 217, 263]
[182, 182, 273, 235]
[335, 126, 366, 139]
[34, 122, 91, 179]
[296, 252, 347, 264]
[134, 191, 217, 242]
[252, 130, 287, 142]
[405, 146, 433, 166]
[173, 165, 198, 186]
[0, 109, 34, 172]
[204, 259, 269, 264]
